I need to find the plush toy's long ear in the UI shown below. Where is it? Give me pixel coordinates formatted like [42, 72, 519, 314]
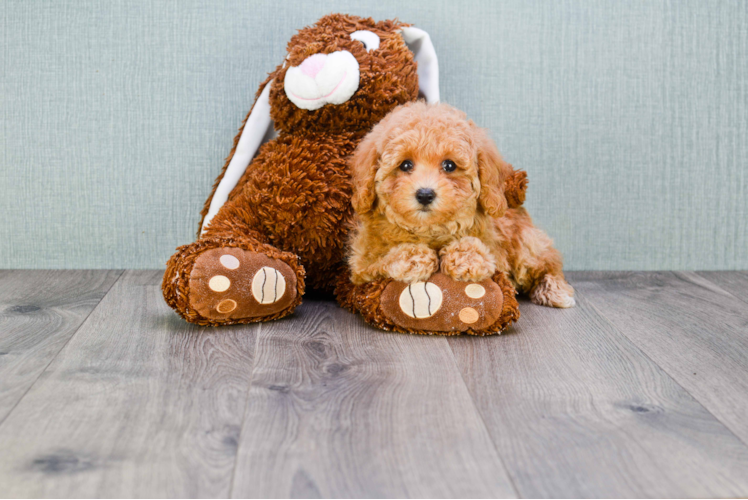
[200, 81, 275, 235]
[400, 26, 440, 104]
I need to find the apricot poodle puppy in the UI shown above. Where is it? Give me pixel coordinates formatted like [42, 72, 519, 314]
[348, 101, 575, 308]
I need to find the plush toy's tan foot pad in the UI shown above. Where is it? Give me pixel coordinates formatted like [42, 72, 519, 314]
[379, 273, 503, 333]
[188, 247, 297, 321]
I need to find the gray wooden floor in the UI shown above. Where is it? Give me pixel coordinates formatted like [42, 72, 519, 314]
[1, 271, 748, 498]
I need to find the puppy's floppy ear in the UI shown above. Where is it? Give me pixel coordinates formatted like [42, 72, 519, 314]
[504, 169, 528, 209]
[350, 128, 381, 215]
[475, 127, 511, 218]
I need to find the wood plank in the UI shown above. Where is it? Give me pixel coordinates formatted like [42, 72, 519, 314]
[448, 291, 748, 498]
[575, 271, 748, 447]
[230, 298, 517, 498]
[697, 271, 748, 304]
[0, 270, 122, 423]
[0, 270, 257, 498]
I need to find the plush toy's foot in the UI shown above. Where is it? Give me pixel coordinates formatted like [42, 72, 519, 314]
[163, 236, 305, 326]
[336, 271, 519, 336]
[188, 247, 300, 321]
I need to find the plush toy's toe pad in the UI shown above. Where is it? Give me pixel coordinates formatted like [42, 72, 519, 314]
[380, 273, 504, 334]
[188, 247, 297, 321]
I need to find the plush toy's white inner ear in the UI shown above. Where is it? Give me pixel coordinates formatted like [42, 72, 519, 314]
[201, 81, 275, 235]
[399, 26, 440, 104]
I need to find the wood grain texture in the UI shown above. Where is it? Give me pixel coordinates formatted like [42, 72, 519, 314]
[573, 271, 748, 448]
[0, 270, 122, 423]
[697, 271, 748, 304]
[0, 270, 258, 498]
[230, 298, 517, 498]
[3, 271, 748, 498]
[448, 293, 748, 498]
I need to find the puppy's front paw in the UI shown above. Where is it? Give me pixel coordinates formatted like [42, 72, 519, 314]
[383, 243, 439, 283]
[439, 237, 497, 282]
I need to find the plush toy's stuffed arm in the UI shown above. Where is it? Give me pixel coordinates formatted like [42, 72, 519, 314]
[198, 76, 275, 236]
[504, 169, 528, 209]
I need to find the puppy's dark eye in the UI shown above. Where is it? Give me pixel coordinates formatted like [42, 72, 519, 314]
[399, 160, 414, 172]
[442, 159, 457, 172]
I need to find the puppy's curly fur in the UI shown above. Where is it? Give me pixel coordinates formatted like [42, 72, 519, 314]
[348, 102, 575, 308]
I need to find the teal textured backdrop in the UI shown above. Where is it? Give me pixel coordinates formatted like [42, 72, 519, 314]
[1, 0, 746, 270]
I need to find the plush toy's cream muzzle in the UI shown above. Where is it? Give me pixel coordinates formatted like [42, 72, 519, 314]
[284, 51, 360, 110]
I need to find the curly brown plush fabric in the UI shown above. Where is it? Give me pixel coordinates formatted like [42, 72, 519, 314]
[163, 13, 525, 331]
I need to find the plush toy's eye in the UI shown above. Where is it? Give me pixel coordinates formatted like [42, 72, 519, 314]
[442, 160, 457, 172]
[350, 30, 380, 52]
[399, 160, 414, 172]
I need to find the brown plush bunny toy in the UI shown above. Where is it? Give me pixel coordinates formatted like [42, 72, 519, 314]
[163, 13, 524, 334]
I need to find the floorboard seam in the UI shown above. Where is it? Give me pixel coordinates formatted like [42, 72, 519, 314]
[444, 337, 523, 499]
[579, 278, 748, 452]
[671, 271, 739, 300]
[696, 271, 748, 306]
[228, 320, 262, 499]
[0, 269, 125, 430]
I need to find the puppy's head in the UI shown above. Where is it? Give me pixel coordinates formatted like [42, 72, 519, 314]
[351, 102, 511, 232]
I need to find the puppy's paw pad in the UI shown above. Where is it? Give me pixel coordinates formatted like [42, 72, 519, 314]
[399, 282, 443, 318]
[188, 248, 298, 321]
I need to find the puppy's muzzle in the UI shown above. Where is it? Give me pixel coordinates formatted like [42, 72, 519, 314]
[416, 188, 436, 206]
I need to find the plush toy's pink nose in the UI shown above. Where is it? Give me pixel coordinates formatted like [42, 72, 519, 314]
[299, 53, 327, 78]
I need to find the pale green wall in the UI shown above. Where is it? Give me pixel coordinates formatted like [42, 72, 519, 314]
[2, 0, 746, 270]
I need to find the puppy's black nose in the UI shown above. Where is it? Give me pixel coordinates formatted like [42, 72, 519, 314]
[416, 188, 436, 206]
